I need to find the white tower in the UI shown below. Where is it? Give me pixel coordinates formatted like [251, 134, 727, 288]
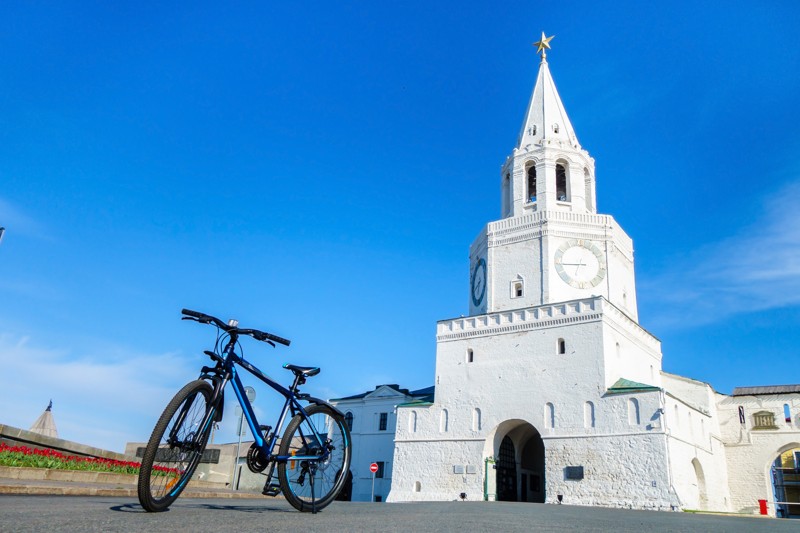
[469, 36, 637, 320]
[389, 35, 675, 509]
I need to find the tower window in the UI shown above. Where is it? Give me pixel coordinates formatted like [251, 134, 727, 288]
[557, 338, 566, 355]
[344, 411, 354, 432]
[785, 404, 792, 424]
[511, 279, 524, 298]
[584, 168, 593, 211]
[553, 123, 559, 133]
[527, 165, 537, 202]
[556, 163, 568, 201]
[503, 173, 512, 217]
[467, 349, 474, 363]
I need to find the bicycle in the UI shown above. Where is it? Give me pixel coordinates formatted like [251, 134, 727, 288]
[137, 309, 351, 513]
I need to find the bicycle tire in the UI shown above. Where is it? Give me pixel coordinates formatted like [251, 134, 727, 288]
[277, 404, 352, 512]
[137, 379, 215, 512]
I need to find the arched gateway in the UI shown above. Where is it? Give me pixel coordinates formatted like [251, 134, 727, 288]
[484, 420, 545, 503]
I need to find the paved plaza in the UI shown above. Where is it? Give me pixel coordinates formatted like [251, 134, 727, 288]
[0, 496, 793, 532]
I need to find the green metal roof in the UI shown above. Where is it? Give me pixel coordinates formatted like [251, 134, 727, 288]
[606, 378, 660, 395]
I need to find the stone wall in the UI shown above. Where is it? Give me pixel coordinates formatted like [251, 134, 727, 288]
[1, 423, 136, 462]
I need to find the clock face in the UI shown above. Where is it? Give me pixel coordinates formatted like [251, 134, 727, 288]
[554, 240, 606, 289]
[471, 258, 487, 307]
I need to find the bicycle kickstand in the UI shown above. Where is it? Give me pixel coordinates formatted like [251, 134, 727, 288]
[310, 466, 316, 514]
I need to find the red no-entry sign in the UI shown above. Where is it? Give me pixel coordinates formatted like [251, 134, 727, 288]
[369, 462, 379, 473]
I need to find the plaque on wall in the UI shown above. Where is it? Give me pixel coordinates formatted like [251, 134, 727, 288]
[565, 466, 584, 480]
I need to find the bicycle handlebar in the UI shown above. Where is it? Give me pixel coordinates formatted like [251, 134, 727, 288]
[181, 308, 291, 346]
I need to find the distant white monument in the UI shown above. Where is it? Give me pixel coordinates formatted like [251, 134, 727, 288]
[29, 400, 59, 439]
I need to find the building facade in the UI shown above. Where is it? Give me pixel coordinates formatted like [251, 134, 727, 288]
[330, 385, 434, 502]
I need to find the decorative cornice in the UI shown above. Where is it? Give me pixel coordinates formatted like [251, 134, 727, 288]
[478, 210, 634, 259]
[437, 297, 602, 342]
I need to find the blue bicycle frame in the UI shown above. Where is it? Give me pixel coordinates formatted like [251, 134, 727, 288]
[196, 334, 339, 466]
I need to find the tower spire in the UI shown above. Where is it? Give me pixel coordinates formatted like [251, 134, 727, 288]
[516, 33, 580, 150]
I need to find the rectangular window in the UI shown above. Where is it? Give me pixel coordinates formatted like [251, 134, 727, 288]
[379, 412, 388, 431]
[376, 461, 385, 478]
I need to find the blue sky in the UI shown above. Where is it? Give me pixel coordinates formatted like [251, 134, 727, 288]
[1, 2, 799, 452]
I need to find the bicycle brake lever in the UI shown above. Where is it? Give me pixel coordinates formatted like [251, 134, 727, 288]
[266, 340, 276, 348]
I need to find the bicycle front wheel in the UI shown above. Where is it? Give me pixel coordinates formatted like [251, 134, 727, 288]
[278, 404, 352, 512]
[137, 379, 214, 512]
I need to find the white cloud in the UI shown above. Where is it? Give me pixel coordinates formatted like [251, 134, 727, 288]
[641, 179, 800, 330]
[0, 197, 49, 240]
[0, 333, 199, 453]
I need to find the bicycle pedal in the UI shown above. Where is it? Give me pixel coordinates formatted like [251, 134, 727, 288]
[262, 484, 281, 497]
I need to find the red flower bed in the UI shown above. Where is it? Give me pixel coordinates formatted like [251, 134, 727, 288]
[0, 443, 178, 476]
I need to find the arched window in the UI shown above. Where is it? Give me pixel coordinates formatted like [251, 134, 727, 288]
[785, 404, 792, 424]
[503, 173, 512, 217]
[584, 401, 595, 428]
[527, 165, 537, 202]
[556, 163, 568, 201]
[344, 411, 354, 432]
[584, 168, 593, 211]
[466, 349, 474, 363]
[628, 398, 640, 425]
[409, 410, 417, 433]
[414, 481, 421, 492]
[473, 408, 482, 431]
[545, 403, 555, 429]
[440, 409, 449, 432]
[557, 338, 566, 355]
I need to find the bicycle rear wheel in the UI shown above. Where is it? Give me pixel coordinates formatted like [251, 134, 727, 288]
[138, 379, 215, 512]
[278, 404, 351, 512]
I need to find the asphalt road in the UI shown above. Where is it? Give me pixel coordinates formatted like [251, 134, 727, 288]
[0, 496, 793, 532]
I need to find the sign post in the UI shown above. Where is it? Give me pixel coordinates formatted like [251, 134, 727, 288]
[369, 462, 379, 502]
[232, 387, 256, 490]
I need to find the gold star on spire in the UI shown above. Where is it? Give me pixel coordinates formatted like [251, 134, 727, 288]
[533, 32, 555, 62]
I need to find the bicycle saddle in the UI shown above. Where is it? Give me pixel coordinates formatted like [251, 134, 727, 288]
[283, 364, 320, 377]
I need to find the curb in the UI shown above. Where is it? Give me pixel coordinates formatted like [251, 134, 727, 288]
[0, 482, 273, 499]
